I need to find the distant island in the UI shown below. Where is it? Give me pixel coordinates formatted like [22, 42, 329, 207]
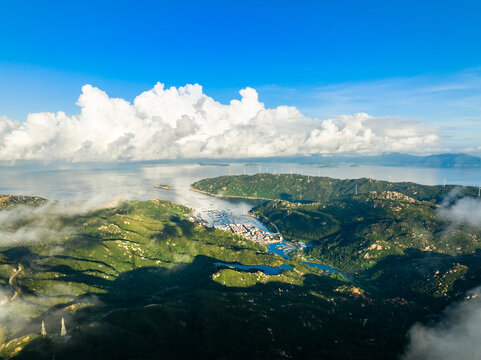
[198, 162, 230, 167]
[305, 152, 481, 168]
[154, 184, 172, 190]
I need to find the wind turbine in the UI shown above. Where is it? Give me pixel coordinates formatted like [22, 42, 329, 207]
[443, 179, 446, 187]
[355, 184, 358, 195]
[478, 186, 480, 197]
[41, 321, 47, 336]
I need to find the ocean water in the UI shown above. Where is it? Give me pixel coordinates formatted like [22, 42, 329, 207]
[1, 161, 481, 225]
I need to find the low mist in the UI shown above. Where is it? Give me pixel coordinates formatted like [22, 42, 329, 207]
[403, 287, 481, 359]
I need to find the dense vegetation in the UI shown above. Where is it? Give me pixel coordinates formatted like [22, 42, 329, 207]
[192, 175, 481, 319]
[2, 171, 481, 359]
[0, 195, 419, 360]
[191, 173, 479, 203]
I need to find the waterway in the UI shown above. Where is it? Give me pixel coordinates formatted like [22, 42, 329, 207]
[301, 261, 352, 282]
[266, 241, 351, 280]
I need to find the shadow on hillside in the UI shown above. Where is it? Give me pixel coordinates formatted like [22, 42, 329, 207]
[279, 193, 293, 201]
[9, 254, 411, 360]
[359, 247, 481, 309]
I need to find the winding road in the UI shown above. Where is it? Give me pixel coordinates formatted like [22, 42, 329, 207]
[8, 263, 23, 301]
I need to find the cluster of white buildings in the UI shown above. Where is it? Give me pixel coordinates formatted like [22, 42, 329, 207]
[214, 223, 279, 245]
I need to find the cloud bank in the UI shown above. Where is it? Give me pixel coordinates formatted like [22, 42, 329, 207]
[0, 83, 439, 162]
[403, 288, 481, 360]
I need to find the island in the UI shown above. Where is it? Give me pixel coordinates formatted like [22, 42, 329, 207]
[198, 162, 230, 167]
[154, 184, 172, 190]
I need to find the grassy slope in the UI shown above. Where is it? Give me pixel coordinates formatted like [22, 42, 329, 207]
[0, 196, 417, 360]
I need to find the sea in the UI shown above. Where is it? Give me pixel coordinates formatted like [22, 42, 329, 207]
[1, 161, 481, 226]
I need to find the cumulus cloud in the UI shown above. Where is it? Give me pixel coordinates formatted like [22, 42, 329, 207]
[403, 287, 481, 360]
[0, 83, 439, 162]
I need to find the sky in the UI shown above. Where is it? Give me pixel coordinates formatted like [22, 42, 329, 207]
[1, 0, 481, 161]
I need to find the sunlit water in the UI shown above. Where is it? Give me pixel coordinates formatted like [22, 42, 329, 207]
[1, 161, 481, 227]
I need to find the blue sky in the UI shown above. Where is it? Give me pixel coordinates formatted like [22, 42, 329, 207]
[1, 0, 481, 153]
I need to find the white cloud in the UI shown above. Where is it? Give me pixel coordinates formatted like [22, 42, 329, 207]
[438, 196, 481, 228]
[407, 196, 481, 359]
[403, 288, 481, 360]
[0, 195, 122, 247]
[0, 83, 439, 162]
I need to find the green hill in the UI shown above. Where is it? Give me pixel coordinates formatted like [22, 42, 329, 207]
[191, 173, 478, 204]
[0, 197, 417, 360]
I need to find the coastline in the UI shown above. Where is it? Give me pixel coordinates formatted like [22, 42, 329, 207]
[189, 186, 273, 201]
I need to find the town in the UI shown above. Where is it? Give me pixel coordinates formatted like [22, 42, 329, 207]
[214, 223, 280, 245]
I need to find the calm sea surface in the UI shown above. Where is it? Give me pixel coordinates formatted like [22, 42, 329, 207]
[1, 162, 481, 225]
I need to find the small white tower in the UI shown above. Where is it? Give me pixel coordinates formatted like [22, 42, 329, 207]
[60, 317, 67, 337]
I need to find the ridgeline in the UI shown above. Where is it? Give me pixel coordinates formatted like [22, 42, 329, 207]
[191, 173, 479, 204]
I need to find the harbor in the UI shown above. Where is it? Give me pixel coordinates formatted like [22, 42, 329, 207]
[214, 223, 280, 245]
